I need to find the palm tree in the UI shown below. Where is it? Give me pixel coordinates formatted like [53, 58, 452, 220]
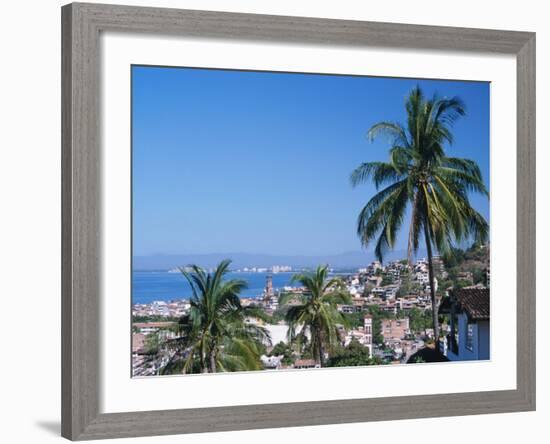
[169, 259, 271, 374]
[279, 265, 351, 366]
[350, 86, 488, 344]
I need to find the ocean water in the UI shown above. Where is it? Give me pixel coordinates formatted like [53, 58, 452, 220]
[132, 271, 295, 304]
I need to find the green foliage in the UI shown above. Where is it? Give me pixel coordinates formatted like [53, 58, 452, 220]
[341, 312, 364, 329]
[397, 276, 423, 297]
[454, 279, 472, 289]
[472, 268, 485, 285]
[381, 274, 394, 286]
[437, 279, 453, 292]
[364, 305, 385, 345]
[442, 247, 466, 268]
[255, 341, 268, 357]
[351, 87, 489, 342]
[269, 341, 289, 356]
[160, 358, 186, 375]
[266, 305, 289, 324]
[280, 265, 352, 366]
[408, 308, 433, 333]
[442, 243, 489, 288]
[326, 339, 383, 367]
[351, 86, 488, 264]
[144, 333, 160, 354]
[170, 259, 271, 374]
[268, 341, 294, 366]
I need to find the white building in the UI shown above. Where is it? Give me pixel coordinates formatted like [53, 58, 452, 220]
[264, 324, 290, 345]
[384, 285, 399, 299]
[363, 315, 373, 356]
[260, 355, 282, 369]
[416, 271, 430, 284]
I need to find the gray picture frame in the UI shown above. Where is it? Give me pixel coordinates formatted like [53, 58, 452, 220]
[61, 2, 536, 440]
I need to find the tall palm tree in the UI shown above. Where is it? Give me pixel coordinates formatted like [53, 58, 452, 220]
[279, 265, 351, 366]
[169, 259, 271, 374]
[350, 86, 488, 344]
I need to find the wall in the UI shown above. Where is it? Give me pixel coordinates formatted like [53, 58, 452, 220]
[478, 319, 491, 360]
[0, 0, 546, 443]
[454, 314, 488, 361]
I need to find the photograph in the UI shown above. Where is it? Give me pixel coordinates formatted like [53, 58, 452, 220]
[131, 65, 491, 377]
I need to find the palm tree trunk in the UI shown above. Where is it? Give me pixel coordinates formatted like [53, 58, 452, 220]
[209, 350, 217, 373]
[408, 193, 419, 265]
[316, 330, 325, 367]
[423, 222, 440, 346]
[200, 336, 208, 373]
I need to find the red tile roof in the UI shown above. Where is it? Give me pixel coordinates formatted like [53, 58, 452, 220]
[294, 359, 317, 367]
[133, 322, 175, 329]
[440, 288, 490, 321]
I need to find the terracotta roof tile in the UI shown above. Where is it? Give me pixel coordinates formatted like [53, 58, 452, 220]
[440, 288, 490, 320]
[294, 359, 317, 367]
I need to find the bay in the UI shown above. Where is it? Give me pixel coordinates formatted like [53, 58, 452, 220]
[132, 271, 295, 304]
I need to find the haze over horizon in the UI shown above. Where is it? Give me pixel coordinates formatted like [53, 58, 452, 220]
[132, 248, 430, 270]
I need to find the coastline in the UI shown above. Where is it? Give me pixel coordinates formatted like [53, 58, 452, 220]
[132, 270, 298, 304]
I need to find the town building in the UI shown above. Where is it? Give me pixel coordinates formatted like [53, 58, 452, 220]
[363, 315, 373, 356]
[439, 288, 490, 361]
[293, 359, 320, 369]
[261, 355, 282, 369]
[381, 318, 410, 341]
[132, 333, 146, 354]
[366, 275, 382, 287]
[133, 321, 176, 336]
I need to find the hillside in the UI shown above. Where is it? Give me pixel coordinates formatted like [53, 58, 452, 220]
[440, 243, 490, 290]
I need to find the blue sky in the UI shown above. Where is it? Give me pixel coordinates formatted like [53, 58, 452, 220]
[132, 66, 490, 257]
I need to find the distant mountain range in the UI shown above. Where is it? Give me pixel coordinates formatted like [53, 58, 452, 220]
[133, 249, 427, 271]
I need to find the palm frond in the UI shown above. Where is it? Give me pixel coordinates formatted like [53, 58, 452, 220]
[367, 121, 410, 147]
[350, 161, 403, 189]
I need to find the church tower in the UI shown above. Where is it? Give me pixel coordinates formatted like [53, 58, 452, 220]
[264, 274, 273, 299]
